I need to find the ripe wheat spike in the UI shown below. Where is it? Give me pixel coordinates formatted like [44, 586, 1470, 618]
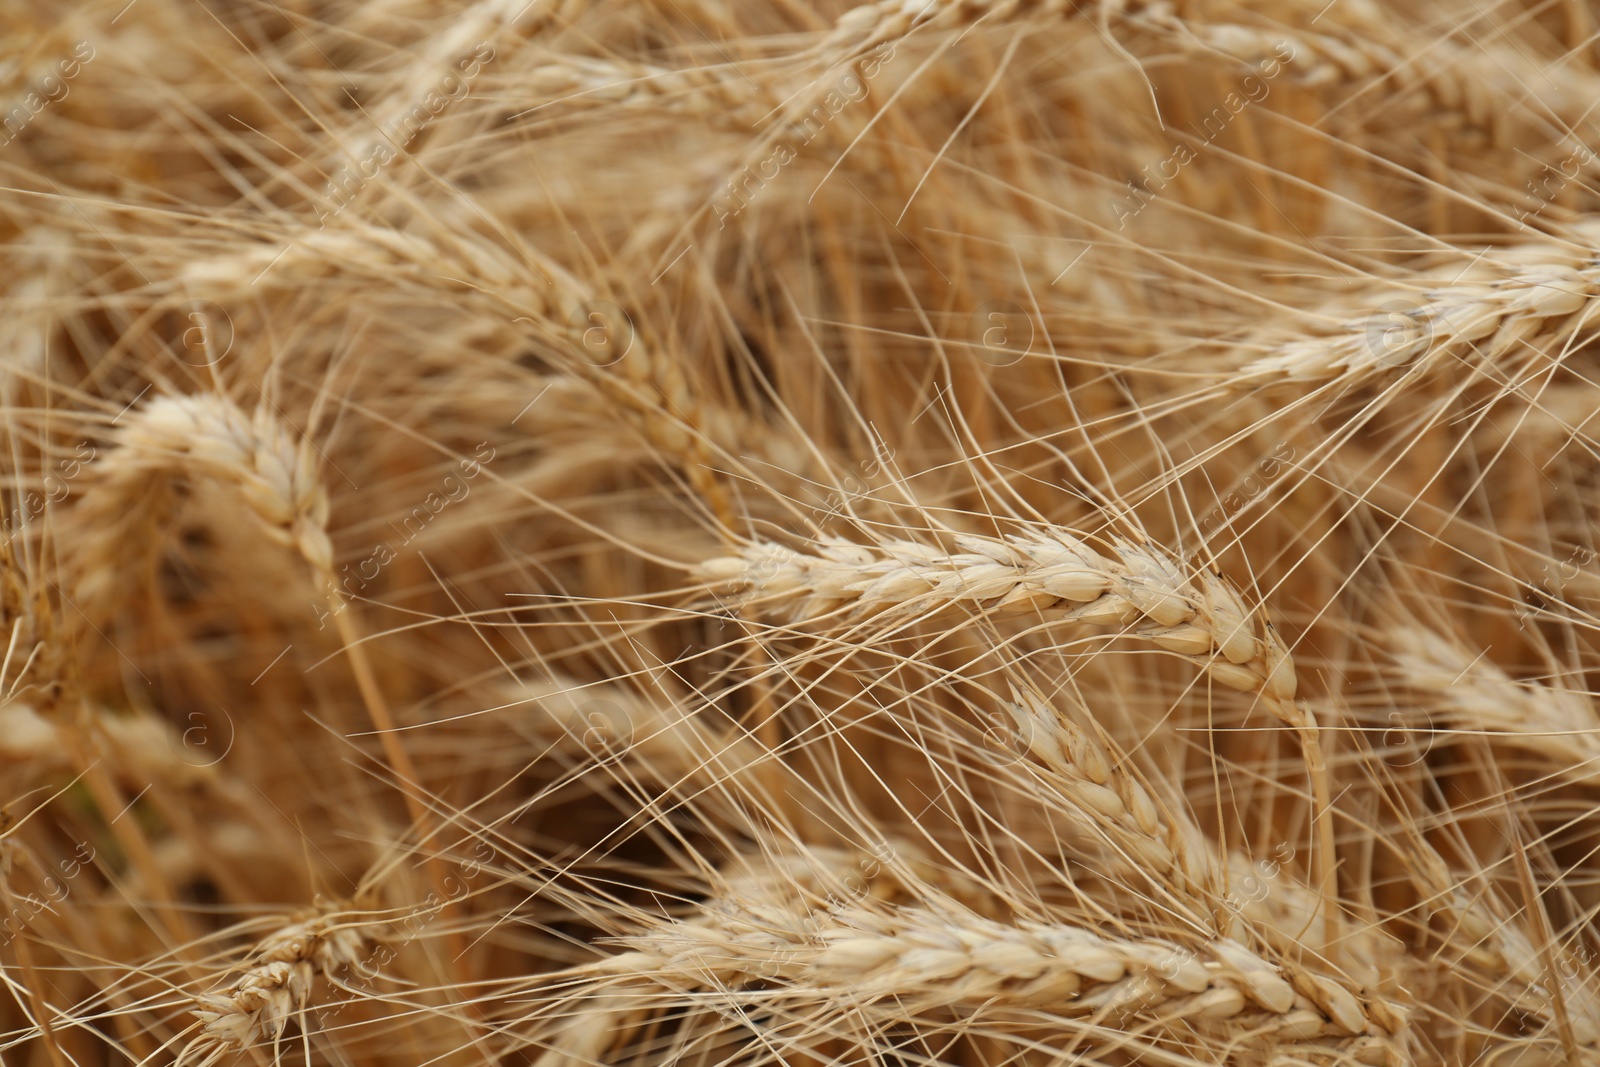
[3, 0, 1599, 1064]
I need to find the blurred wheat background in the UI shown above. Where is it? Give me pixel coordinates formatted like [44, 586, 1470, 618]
[1, 0, 1598, 1063]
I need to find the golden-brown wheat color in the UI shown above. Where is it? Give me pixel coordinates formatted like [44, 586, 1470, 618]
[1, 0, 1599, 1064]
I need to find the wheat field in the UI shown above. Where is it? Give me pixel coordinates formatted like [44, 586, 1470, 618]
[1, 0, 1598, 1064]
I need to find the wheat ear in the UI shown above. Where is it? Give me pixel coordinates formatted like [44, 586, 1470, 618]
[1239, 256, 1600, 384]
[0, 702, 215, 788]
[72, 393, 331, 616]
[1408, 842, 1600, 1054]
[998, 683, 1217, 885]
[1000, 684, 1387, 1016]
[182, 903, 373, 1065]
[700, 527, 1341, 956]
[184, 224, 740, 529]
[715, 839, 1005, 919]
[502, 674, 771, 793]
[1126, 7, 1554, 141]
[74, 393, 467, 971]
[524, 53, 775, 127]
[330, 0, 581, 173]
[1389, 626, 1600, 785]
[816, 0, 1593, 204]
[699, 530, 1297, 700]
[593, 899, 1404, 1054]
